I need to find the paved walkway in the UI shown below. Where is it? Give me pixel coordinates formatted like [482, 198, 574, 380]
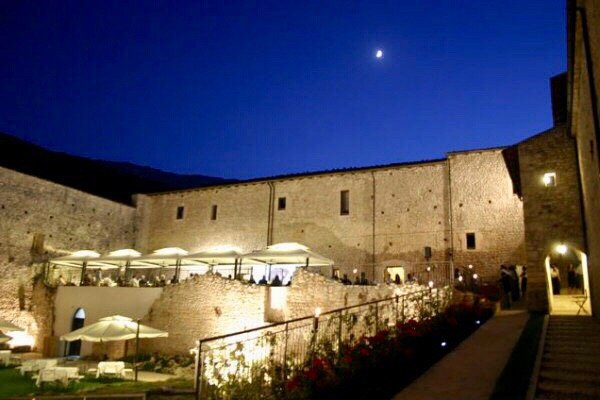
[392, 310, 529, 400]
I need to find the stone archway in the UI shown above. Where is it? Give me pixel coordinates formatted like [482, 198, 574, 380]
[544, 245, 592, 315]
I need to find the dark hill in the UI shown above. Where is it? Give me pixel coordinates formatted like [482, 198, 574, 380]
[0, 132, 232, 204]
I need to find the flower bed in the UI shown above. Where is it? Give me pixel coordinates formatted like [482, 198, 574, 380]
[198, 293, 493, 399]
[281, 296, 494, 399]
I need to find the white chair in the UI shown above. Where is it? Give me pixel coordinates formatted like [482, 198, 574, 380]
[0, 350, 11, 367]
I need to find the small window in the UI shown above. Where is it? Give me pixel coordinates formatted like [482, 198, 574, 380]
[211, 205, 218, 220]
[176, 206, 185, 220]
[466, 233, 476, 250]
[542, 172, 556, 187]
[278, 197, 286, 210]
[340, 190, 350, 215]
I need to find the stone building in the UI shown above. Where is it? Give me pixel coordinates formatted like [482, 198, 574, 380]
[0, 0, 598, 355]
[566, 0, 600, 319]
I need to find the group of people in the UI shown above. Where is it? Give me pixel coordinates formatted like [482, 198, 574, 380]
[499, 265, 527, 309]
[56, 272, 174, 287]
[333, 271, 371, 286]
[550, 263, 584, 295]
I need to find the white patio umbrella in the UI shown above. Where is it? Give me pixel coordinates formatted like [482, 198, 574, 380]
[243, 242, 334, 266]
[60, 315, 168, 381]
[0, 333, 10, 344]
[187, 245, 244, 278]
[242, 242, 334, 281]
[0, 319, 24, 332]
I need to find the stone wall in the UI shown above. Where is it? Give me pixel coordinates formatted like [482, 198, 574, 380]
[136, 152, 525, 283]
[282, 269, 413, 320]
[449, 150, 527, 276]
[0, 166, 137, 350]
[570, 0, 600, 317]
[519, 127, 586, 312]
[142, 274, 268, 354]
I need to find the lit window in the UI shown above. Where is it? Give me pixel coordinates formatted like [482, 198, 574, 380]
[211, 205, 218, 220]
[340, 190, 349, 215]
[542, 172, 556, 187]
[278, 197, 286, 210]
[176, 206, 185, 220]
[466, 232, 476, 250]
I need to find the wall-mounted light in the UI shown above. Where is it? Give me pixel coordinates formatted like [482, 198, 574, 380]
[542, 172, 556, 187]
[555, 244, 568, 255]
[428, 280, 434, 288]
[314, 307, 322, 318]
[472, 273, 478, 280]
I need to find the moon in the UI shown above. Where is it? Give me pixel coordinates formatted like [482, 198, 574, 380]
[375, 49, 383, 59]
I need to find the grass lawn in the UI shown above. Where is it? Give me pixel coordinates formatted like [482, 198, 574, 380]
[0, 367, 193, 399]
[489, 313, 545, 400]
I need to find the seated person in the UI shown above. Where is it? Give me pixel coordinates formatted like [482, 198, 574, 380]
[271, 275, 282, 286]
[58, 275, 67, 285]
[248, 275, 256, 284]
[258, 275, 268, 285]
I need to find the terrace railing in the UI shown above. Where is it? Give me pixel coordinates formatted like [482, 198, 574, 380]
[193, 285, 453, 400]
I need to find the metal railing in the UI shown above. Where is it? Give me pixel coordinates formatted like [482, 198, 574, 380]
[193, 285, 453, 399]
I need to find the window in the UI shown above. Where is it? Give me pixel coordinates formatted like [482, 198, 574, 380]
[466, 233, 476, 250]
[542, 172, 556, 187]
[31, 233, 45, 255]
[278, 197, 286, 210]
[211, 205, 218, 220]
[176, 206, 185, 220]
[340, 190, 350, 215]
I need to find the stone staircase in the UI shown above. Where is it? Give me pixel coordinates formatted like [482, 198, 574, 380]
[533, 316, 600, 400]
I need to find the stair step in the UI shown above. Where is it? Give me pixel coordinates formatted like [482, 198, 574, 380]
[542, 353, 600, 365]
[539, 369, 600, 384]
[545, 343, 600, 352]
[537, 380, 600, 397]
[541, 361, 600, 373]
[543, 346, 599, 356]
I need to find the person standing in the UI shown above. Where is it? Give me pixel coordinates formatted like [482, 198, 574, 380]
[521, 266, 528, 297]
[500, 265, 512, 309]
[575, 263, 584, 292]
[550, 265, 561, 295]
[567, 264, 576, 292]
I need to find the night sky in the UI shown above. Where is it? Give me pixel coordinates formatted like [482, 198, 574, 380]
[1, 1, 566, 179]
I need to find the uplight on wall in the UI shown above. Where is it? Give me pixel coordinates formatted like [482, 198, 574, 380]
[542, 172, 556, 187]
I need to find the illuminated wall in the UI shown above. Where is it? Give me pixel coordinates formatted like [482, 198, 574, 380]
[135, 151, 526, 282]
[0, 166, 137, 352]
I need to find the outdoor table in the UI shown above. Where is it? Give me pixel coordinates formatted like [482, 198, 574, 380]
[92, 361, 133, 378]
[19, 358, 58, 375]
[35, 366, 81, 386]
[0, 350, 10, 366]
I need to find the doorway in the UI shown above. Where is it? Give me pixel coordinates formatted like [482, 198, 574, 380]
[67, 308, 85, 356]
[545, 245, 592, 315]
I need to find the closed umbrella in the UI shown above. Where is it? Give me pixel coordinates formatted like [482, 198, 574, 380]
[60, 315, 167, 381]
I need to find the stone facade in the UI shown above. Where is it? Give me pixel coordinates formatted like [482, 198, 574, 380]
[568, 0, 600, 317]
[518, 127, 586, 312]
[136, 150, 526, 283]
[0, 166, 137, 350]
[283, 269, 411, 319]
[142, 274, 268, 354]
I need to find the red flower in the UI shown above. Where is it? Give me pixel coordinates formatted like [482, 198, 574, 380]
[286, 376, 302, 391]
[304, 367, 318, 381]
